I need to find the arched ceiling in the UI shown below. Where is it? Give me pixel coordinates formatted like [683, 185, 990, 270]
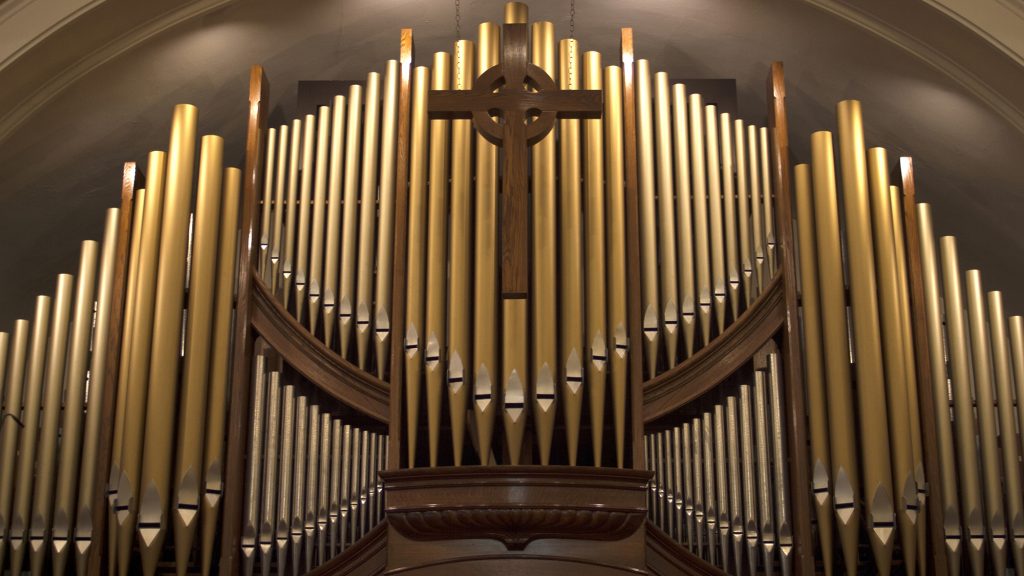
[0, 0, 1022, 327]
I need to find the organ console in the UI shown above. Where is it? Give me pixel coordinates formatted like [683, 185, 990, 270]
[0, 2, 1022, 575]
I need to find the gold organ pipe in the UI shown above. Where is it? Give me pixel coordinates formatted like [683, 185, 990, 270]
[866, 147, 917, 575]
[339, 423, 352, 549]
[356, 71, 382, 369]
[50, 240, 99, 576]
[672, 85, 695, 358]
[290, 395, 307, 576]
[915, 204, 962, 573]
[0, 332, 6, 421]
[605, 64, 628, 468]
[138, 110, 201, 576]
[792, 162, 835, 576]
[275, 385, 295, 574]
[375, 59, 400, 380]
[309, 105, 331, 336]
[836, 100, 895, 575]
[584, 50, 608, 467]
[281, 119, 301, 309]
[734, 121, 753, 308]
[691, 416, 706, 558]
[940, 236, 986, 575]
[965, 270, 1008, 574]
[405, 66, 430, 466]
[502, 299, 528, 465]
[748, 124, 765, 295]
[74, 208, 118, 575]
[27, 274, 74, 576]
[681, 422, 695, 552]
[323, 96, 346, 349]
[810, 131, 859, 575]
[0, 321, 27, 572]
[258, 370, 281, 576]
[259, 127, 276, 278]
[754, 366, 775, 575]
[304, 405, 321, 572]
[560, 38, 585, 465]
[760, 127, 776, 275]
[7, 296, 53, 574]
[116, 149, 167, 576]
[720, 112, 740, 320]
[449, 41, 474, 466]
[1011, 317, 1024, 565]
[505, 1, 527, 23]
[200, 167, 241, 576]
[653, 71, 679, 374]
[635, 59, 661, 380]
[726, 396, 744, 570]
[702, 411, 717, 564]
[473, 22, 500, 465]
[295, 113, 315, 326]
[425, 52, 451, 467]
[270, 123, 288, 295]
[664, 429, 676, 539]
[339, 84, 364, 359]
[173, 130, 225, 576]
[705, 104, 727, 335]
[713, 404, 730, 571]
[739, 384, 758, 576]
[987, 292, 1024, 575]
[690, 93, 712, 346]
[532, 21, 557, 465]
[329, 419, 342, 558]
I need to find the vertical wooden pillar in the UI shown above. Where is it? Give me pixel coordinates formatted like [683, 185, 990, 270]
[766, 61, 814, 576]
[86, 162, 142, 576]
[621, 29, 645, 469]
[898, 156, 949, 576]
[388, 29, 414, 470]
[220, 65, 269, 576]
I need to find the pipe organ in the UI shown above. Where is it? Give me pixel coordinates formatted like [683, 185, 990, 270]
[0, 1, 1022, 575]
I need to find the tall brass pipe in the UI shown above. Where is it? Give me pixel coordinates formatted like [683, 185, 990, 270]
[767, 347, 794, 576]
[726, 396, 744, 571]
[303, 404, 321, 572]
[339, 84, 364, 359]
[356, 71, 382, 369]
[691, 416, 706, 558]
[26, 273, 74, 576]
[50, 240, 99, 575]
[532, 21, 557, 465]
[319, 413, 334, 565]
[294, 113, 315, 326]
[173, 132, 225, 576]
[754, 366, 776, 575]
[705, 104, 727, 335]
[309, 105, 331, 337]
[681, 422, 695, 551]
[473, 22, 500, 466]
[503, 300, 528, 465]
[690, 93, 712, 346]
[274, 385, 295, 575]
[7, 295, 53, 574]
[505, 1, 527, 23]
[352, 429, 368, 541]
[635, 60, 662, 379]
[810, 131, 859, 575]
[672, 426, 685, 544]
[713, 404, 730, 571]
[281, 119, 302, 309]
[0, 319, 31, 568]
[449, 41, 474, 466]
[137, 113, 202, 576]
[200, 167, 241, 576]
[652, 71, 679, 373]
[867, 147, 917, 575]
[605, 64, 628, 468]
[836, 100, 895, 575]
[323, 96, 347, 349]
[339, 424, 352, 550]
[792, 162, 835, 576]
[734, 120, 753, 308]
[241, 350, 267, 576]
[405, 66, 430, 466]
[940, 236, 986, 575]
[987, 291, 1024, 575]
[663, 429, 676, 538]
[720, 112, 740, 321]
[915, 204, 962, 574]
[672, 85, 696, 357]
[270, 123, 288, 295]
[290, 396, 308, 576]
[739, 383, 759, 576]
[374, 59, 400, 379]
[425, 52, 451, 467]
[965, 270, 1008, 574]
[74, 224, 117, 571]
[583, 51, 609, 466]
[759, 127, 777, 275]
[328, 419, 342, 558]
[258, 371, 281, 576]
[702, 411, 717, 564]
[748, 124, 765, 295]
[560, 38, 585, 465]
[115, 150, 167, 576]
[1011, 316, 1024, 568]
[259, 127, 276, 278]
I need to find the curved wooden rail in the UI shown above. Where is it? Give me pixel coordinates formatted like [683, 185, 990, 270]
[250, 274, 391, 422]
[643, 273, 784, 423]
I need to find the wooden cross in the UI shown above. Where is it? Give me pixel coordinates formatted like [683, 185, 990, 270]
[429, 23, 602, 299]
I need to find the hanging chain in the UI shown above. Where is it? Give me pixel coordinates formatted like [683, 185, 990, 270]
[570, 0, 576, 38]
[455, 0, 461, 39]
